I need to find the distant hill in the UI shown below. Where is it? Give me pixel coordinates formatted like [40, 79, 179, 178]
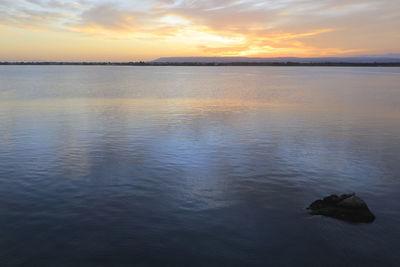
[152, 55, 400, 64]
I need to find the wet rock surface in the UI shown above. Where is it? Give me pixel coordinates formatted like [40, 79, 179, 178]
[307, 193, 375, 223]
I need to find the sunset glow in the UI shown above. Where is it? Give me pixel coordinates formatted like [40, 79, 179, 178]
[1, 0, 399, 61]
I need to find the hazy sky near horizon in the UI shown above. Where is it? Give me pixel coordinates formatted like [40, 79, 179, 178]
[1, 0, 399, 61]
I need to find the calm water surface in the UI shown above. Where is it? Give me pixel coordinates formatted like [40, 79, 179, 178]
[1, 66, 400, 266]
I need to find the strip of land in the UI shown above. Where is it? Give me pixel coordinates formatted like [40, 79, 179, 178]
[1, 62, 400, 67]
[3, 56, 400, 67]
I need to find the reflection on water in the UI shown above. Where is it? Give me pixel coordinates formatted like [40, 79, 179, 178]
[0, 66, 400, 266]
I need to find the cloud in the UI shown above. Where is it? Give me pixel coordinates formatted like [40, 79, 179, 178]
[25, 0, 85, 10]
[73, 3, 139, 32]
[0, 8, 67, 30]
[0, 0, 10, 6]
[1, 0, 400, 57]
[0, 0, 84, 30]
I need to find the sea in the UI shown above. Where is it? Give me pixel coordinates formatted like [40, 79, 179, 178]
[1, 66, 400, 266]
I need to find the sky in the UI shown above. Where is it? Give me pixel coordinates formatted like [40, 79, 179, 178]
[1, 0, 399, 61]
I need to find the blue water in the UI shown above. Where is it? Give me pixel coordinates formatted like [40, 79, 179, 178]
[1, 66, 400, 266]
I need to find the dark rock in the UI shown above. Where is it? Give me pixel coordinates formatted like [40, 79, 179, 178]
[307, 193, 375, 223]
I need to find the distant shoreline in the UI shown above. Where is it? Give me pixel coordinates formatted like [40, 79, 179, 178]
[1, 62, 400, 67]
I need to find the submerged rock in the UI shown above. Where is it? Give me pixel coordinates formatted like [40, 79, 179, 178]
[307, 193, 375, 223]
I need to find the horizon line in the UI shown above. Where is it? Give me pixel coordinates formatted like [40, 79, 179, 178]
[2, 54, 400, 63]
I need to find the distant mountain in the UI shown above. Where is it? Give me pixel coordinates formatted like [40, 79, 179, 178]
[362, 53, 400, 58]
[152, 55, 400, 64]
